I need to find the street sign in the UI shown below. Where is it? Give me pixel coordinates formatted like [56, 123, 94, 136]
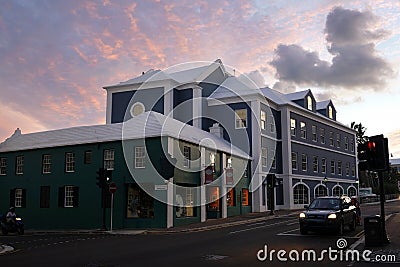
[109, 182, 117, 194]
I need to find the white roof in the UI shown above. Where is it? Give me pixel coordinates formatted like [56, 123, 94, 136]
[390, 158, 400, 166]
[284, 89, 310, 101]
[0, 112, 250, 159]
[316, 100, 331, 110]
[208, 76, 260, 99]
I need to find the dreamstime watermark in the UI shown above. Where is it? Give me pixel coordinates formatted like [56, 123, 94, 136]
[257, 238, 397, 263]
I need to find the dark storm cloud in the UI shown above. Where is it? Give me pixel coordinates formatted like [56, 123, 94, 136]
[270, 7, 395, 90]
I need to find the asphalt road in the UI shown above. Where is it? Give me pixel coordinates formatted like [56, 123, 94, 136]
[1, 201, 399, 267]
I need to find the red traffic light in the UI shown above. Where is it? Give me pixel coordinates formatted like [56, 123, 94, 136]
[367, 141, 376, 151]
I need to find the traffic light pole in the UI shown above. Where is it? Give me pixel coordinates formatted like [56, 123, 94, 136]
[378, 171, 390, 244]
[102, 187, 107, 231]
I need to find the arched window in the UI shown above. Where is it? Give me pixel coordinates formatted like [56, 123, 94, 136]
[315, 184, 328, 198]
[347, 187, 357, 197]
[293, 183, 309, 205]
[332, 185, 344, 197]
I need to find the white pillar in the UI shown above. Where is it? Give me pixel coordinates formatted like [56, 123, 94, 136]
[192, 86, 202, 129]
[167, 178, 174, 228]
[106, 91, 112, 124]
[222, 153, 227, 218]
[250, 100, 263, 212]
[281, 106, 292, 209]
[200, 147, 207, 222]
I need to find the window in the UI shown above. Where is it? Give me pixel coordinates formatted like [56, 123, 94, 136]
[260, 110, 266, 130]
[320, 128, 325, 144]
[40, 186, 50, 208]
[235, 109, 247, 128]
[351, 140, 355, 152]
[270, 150, 276, 169]
[336, 133, 341, 148]
[242, 188, 249, 206]
[60, 186, 79, 208]
[65, 153, 75, 173]
[344, 137, 349, 150]
[15, 188, 23, 208]
[10, 188, 25, 208]
[261, 148, 267, 167]
[84, 151, 92, 164]
[176, 186, 196, 218]
[348, 187, 357, 197]
[270, 115, 275, 133]
[300, 122, 306, 139]
[352, 165, 356, 177]
[321, 158, 327, 173]
[301, 154, 307, 171]
[332, 186, 343, 197]
[126, 184, 154, 218]
[346, 162, 350, 176]
[328, 106, 333, 119]
[227, 188, 236, 207]
[104, 149, 115, 170]
[0, 158, 6, 175]
[293, 184, 309, 205]
[42, 154, 51, 174]
[291, 152, 298, 170]
[338, 161, 342, 176]
[135, 146, 145, 168]
[183, 146, 191, 168]
[331, 160, 335, 174]
[313, 156, 318, 173]
[312, 125, 317, 142]
[16, 155, 24, 175]
[290, 118, 296, 136]
[307, 95, 313, 110]
[315, 185, 328, 197]
[130, 102, 145, 116]
[329, 132, 334, 146]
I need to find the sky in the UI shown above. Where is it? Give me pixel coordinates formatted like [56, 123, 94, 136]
[1, 0, 400, 157]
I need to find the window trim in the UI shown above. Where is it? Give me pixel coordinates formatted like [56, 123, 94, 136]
[65, 152, 75, 173]
[301, 153, 307, 172]
[0, 157, 7, 175]
[104, 149, 115, 170]
[314, 184, 328, 198]
[183, 146, 191, 168]
[293, 183, 309, 205]
[300, 121, 306, 139]
[290, 118, 296, 137]
[291, 152, 298, 170]
[16, 155, 24, 175]
[14, 188, 23, 208]
[261, 148, 267, 168]
[313, 156, 318, 173]
[260, 110, 266, 130]
[42, 154, 52, 174]
[312, 125, 317, 142]
[135, 146, 146, 169]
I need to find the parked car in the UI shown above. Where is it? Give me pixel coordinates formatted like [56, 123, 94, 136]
[359, 187, 377, 203]
[299, 196, 357, 235]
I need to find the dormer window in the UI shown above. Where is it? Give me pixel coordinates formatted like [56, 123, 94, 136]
[307, 96, 313, 111]
[328, 106, 333, 119]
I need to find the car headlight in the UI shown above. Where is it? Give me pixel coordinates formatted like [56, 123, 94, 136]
[299, 212, 306, 218]
[327, 214, 337, 219]
[16, 217, 22, 221]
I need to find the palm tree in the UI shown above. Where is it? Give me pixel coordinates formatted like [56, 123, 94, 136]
[351, 122, 368, 145]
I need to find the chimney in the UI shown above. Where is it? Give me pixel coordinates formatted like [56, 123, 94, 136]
[209, 123, 223, 138]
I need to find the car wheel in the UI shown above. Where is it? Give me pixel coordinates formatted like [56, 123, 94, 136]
[300, 227, 308, 235]
[337, 221, 344, 236]
[18, 228, 24, 235]
[349, 216, 356, 231]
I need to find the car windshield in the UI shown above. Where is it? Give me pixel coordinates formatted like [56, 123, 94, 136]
[309, 198, 340, 210]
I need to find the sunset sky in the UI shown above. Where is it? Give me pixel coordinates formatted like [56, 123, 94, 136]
[1, 0, 399, 156]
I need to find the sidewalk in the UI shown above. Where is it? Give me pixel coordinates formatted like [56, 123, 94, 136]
[353, 212, 400, 265]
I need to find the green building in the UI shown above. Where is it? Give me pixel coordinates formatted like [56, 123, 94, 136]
[0, 112, 251, 229]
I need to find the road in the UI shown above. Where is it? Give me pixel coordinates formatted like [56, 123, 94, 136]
[1, 201, 399, 267]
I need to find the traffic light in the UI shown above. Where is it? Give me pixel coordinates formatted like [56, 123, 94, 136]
[358, 142, 369, 171]
[96, 168, 112, 189]
[368, 135, 389, 171]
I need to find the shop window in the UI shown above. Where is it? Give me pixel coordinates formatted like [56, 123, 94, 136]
[332, 186, 343, 197]
[176, 186, 196, 218]
[348, 187, 357, 197]
[208, 187, 220, 211]
[126, 184, 154, 218]
[227, 188, 235, 207]
[242, 188, 249, 206]
[315, 185, 328, 198]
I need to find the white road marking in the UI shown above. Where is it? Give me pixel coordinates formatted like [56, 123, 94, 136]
[229, 219, 298, 234]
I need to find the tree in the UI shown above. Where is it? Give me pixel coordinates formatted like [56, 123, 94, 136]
[351, 122, 368, 145]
